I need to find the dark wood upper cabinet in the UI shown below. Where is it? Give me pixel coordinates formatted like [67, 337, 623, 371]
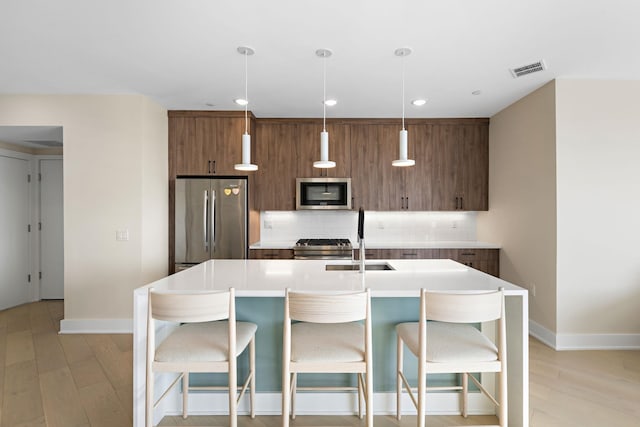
[403, 124, 435, 211]
[297, 122, 351, 178]
[458, 124, 489, 211]
[350, 124, 402, 211]
[169, 114, 488, 212]
[253, 122, 298, 210]
[351, 123, 437, 211]
[430, 123, 488, 211]
[171, 112, 248, 176]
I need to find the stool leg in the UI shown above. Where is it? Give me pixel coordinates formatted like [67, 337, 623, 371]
[250, 336, 256, 418]
[396, 335, 403, 420]
[462, 373, 468, 418]
[182, 372, 188, 419]
[291, 374, 297, 419]
[146, 369, 153, 427]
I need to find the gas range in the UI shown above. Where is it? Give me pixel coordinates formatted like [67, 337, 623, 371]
[293, 238, 353, 260]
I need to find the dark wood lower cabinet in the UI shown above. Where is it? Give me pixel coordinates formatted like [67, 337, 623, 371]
[249, 249, 294, 259]
[438, 248, 499, 277]
[354, 247, 499, 277]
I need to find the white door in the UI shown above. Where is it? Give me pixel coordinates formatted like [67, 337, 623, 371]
[0, 154, 30, 310]
[39, 159, 64, 299]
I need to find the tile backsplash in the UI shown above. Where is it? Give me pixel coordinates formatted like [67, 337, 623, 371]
[259, 211, 477, 244]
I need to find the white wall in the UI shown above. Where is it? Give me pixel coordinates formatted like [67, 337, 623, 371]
[555, 80, 640, 339]
[477, 81, 558, 333]
[0, 95, 168, 330]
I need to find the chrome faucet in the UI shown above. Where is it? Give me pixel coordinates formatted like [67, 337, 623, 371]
[359, 237, 365, 273]
[357, 207, 365, 273]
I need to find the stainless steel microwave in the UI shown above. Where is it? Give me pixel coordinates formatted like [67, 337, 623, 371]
[296, 177, 352, 210]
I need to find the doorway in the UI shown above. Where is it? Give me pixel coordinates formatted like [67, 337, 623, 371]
[0, 126, 64, 309]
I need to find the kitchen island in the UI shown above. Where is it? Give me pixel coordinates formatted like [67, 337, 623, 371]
[133, 259, 528, 426]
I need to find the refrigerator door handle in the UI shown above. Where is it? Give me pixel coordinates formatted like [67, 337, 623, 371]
[211, 190, 216, 248]
[203, 190, 209, 252]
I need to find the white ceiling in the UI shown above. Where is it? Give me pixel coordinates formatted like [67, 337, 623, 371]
[1, 0, 639, 119]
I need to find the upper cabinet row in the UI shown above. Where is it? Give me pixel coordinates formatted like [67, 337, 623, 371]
[169, 113, 488, 212]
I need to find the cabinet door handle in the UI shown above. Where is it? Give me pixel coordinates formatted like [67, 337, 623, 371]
[459, 196, 463, 210]
[406, 197, 409, 210]
[212, 160, 216, 174]
[401, 197, 405, 209]
[208, 160, 212, 174]
[455, 196, 463, 210]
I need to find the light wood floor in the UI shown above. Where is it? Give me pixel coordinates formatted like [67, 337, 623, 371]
[1, 301, 639, 427]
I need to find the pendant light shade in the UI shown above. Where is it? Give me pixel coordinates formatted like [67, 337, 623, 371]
[313, 48, 336, 169]
[234, 46, 258, 172]
[392, 47, 415, 167]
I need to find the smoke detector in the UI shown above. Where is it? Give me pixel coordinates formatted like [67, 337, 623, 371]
[510, 60, 547, 78]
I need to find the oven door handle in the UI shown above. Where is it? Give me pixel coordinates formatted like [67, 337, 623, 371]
[293, 255, 352, 260]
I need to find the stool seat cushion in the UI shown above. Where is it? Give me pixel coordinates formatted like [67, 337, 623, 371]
[155, 321, 257, 363]
[396, 321, 497, 363]
[291, 322, 364, 362]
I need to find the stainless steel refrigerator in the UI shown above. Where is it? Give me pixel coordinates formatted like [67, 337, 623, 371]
[175, 178, 247, 271]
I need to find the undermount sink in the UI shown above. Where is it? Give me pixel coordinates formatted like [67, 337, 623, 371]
[325, 263, 395, 271]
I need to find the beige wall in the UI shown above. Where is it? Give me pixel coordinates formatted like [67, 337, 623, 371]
[0, 94, 168, 322]
[477, 81, 558, 332]
[480, 79, 640, 345]
[555, 80, 640, 335]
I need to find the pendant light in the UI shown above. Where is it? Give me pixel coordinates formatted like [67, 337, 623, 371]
[313, 48, 336, 169]
[234, 46, 258, 171]
[392, 47, 415, 167]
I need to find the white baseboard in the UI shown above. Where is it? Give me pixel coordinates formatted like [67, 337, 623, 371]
[158, 391, 494, 421]
[59, 318, 133, 334]
[529, 320, 556, 348]
[529, 320, 640, 350]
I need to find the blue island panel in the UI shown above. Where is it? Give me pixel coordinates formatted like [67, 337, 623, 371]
[190, 297, 456, 392]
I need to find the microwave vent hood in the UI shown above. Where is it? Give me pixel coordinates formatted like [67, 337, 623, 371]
[296, 177, 352, 210]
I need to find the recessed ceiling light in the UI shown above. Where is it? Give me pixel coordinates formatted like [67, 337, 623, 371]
[324, 99, 337, 107]
[472, 90, 482, 96]
[234, 98, 248, 106]
[411, 99, 427, 106]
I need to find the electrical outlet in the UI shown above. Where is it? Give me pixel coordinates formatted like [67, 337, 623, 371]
[264, 220, 273, 229]
[452, 221, 457, 229]
[531, 283, 536, 297]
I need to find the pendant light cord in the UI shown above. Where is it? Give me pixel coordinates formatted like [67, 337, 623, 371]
[401, 52, 405, 131]
[322, 53, 327, 132]
[244, 49, 248, 134]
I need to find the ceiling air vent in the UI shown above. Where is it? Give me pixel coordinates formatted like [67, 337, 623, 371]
[510, 60, 546, 78]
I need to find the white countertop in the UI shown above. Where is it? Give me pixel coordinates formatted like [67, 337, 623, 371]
[250, 240, 500, 249]
[137, 258, 523, 297]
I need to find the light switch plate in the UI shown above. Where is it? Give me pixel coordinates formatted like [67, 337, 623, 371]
[116, 229, 129, 241]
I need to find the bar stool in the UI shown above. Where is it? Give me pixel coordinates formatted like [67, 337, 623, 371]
[282, 288, 373, 427]
[396, 288, 507, 427]
[146, 287, 256, 427]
